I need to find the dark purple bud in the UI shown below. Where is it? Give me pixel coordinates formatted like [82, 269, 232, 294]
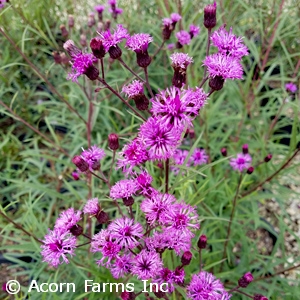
[238, 272, 254, 288]
[108, 44, 122, 59]
[60, 24, 69, 37]
[254, 295, 268, 300]
[209, 76, 224, 91]
[96, 210, 109, 224]
[197, 234, 207, 249]
[136, 51, 151, 68]
[172, 69, 187, 88]
[72, 156, 89, 172]
[264, 154, 272, 162]
[90, 37, 106, 59]
[63, 40, 81, 58]
[108, 133, 119, 150]
[247, 166, 254, 174]
[133, 94, 149, 111]
[181, 251, 193, 266]
[52, 51, 62, 64]
[121, 291, 136, 300]
[162, 26, 172, 40]
[72, 171, 80, 181]
[68, 15, 74, 28]
[84, 65, 100, 81]
[123, 196, 134, 207]
[70, 224, 83, 236]
[242, 144, 249, 154]
[221, 147, 227, 157]
[203, 2, 217, 29]
[91, 160, 100, 171]
[189, 129, 195, 139]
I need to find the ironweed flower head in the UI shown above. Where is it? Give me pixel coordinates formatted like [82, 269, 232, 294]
[0, 0, 7, 9]
[170, 53, 193, 87]
[110, 179, 139, 200]
[108, 217, 143, 249]
[122, 80, 144, 98]
[41, 229, 77, 268]
[285, 82, 297, 93]
[91, 229, 111, 253]
[83, 198, 100, 215]
[110, 254, 133, 279]
[81, 145, 106, 171]
[186, 271, 227, 300]
[230, 153, 252, 172]
[191, 148, 208, 166]
[211, 26, 248, 59]
[126, 33, 153, 53]
[94, 5, 105, 13]
[131, 250, 163, 280]
[116, 139, 149, 174]
[170, 13, 182, 24]
[151, 86, 206, 128]
[90, 37, 106, 59]
[176, 30, 191, 47]
[171, 149, 190, 174]
[138, 117, 183, 160]
[54, 208, 82, 232]
[162, 18, 173, 40]
[189, 24, 200, 38]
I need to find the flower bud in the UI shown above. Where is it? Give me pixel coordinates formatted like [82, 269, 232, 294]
[197, 234, 207, 249]
[72, 171, 80, 181]
[52, 51, 62, 64]
[64, 40, 81, 58]
[108, 133, 119, 150]
[70, 224, 83, 236]
[136, 51, 151, 68]
[254, 295, 268, 300]
[108, 44, 122, 59]
[203, 2, 217, 29]
[121, 291, 136, 300]
[242, 144, 249, 154]
[264, 154, 272, 162]
[96, 210, 109, 224]
[238, 272, 254, 288]
[220, 148, 227, 157]
[72, 156, 89, 172]
[60, 24, 69, 37]
[90, 37, 106, 59]
[133, 94, 149, 111]
[209, 76, 224, 91]
[68, 15, 74, 28]
[181, 251, 192, 266]
[122, 196, 134, 207]
[91, 160, 101, 171]
[247, 166, 254, 174]
[84, 65, 100, 81]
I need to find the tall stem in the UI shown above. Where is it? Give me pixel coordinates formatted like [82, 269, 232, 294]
[0, 28, 86, 125]
[97, 78, 146, 121]
[144, 67, 155, 98]
[118, 58, 146, 83]
[152, 40, 165, 59]
[165, 158, 170, 193]
[220, 173, 243, 272]
[200, 28, 212, 87]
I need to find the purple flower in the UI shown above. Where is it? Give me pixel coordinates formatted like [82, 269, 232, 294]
[141, 192, 176, 225]
[176, 30, 191, 46]
[81, 145, 106, 171]
[114, 7, 123, 15]
[110, 179, 139, 200]
[83, 198, 100, 215]
[170, 52, 193, 69]
[94, 5, 105, 13]
[67, 53, 98, 82]
[171, 13, 182, 23]
[154, 268, 176, 293]
[203, 53, 243, 80]
[110, 254, 133, 278]
[91, 229, 111, 253]
[116, 139, 149, 174]
[191, 148, 208, 166]
[139, 117, 183, 160]
[126, 33, 153, 52]
[163, 203, 199, 237]
[151, 87, 206, 128]
[163, 18, 172, 26]
[171, 149, 190, 174]
[108, 0, 116, 5]
[173, 267, 185, 284]
[97, 241, 121, 267]
[134, 169, 154, 196]
[168, 43, 175, 50]
[0, 0, 7, 9]
[186, 271, 226, 300]
[285, 82, 297, 93]
[108, 217, 143, 249]
[41, 229, 77, 268]
[54, 208, 82, 232]
[211, 27, 248, 59]
[131, 250, 163, 280]
[230, 153, 252, 172]
[100, 24, 129, 51]
[189, 24, 200, 38]
[122, 80, 144, 98]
